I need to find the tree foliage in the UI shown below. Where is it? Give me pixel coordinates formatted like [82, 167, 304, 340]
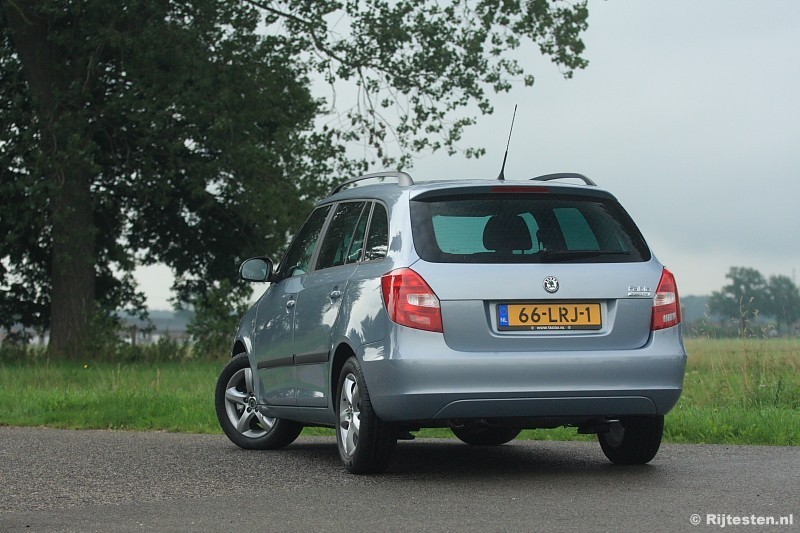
[0, 0, 589, 356]
[766, 274, 800, 334]
[246, 0, 588, 163]
[709, 267, 800, 335]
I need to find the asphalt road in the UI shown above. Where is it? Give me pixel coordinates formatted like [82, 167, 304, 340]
[1, 427, 797, 532]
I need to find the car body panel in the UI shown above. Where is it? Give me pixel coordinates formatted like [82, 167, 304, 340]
[411, 260, 663, 352]
[293, 264, 358, 406]
[357, 325, 686, 422]
[252, 276, 300, 406]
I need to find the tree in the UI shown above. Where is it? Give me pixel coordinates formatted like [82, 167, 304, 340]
[765, 275, 800, 335]
[1, 1, 341, 355]
[708, 267, 769, 335]
[1, 0, 589, 356]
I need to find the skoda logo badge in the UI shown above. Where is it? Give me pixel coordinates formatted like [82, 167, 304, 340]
[543, 276, 559, 294]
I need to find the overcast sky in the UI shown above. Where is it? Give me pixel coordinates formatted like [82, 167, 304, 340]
[137, 0, 800, 308]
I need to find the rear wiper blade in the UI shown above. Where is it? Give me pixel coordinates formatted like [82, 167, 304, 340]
[539, 250, 630, 262]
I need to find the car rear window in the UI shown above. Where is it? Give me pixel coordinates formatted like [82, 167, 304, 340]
[410, 193, 650, 263]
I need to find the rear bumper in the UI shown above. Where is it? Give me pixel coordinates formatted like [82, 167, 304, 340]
[357, 326, 687, 423]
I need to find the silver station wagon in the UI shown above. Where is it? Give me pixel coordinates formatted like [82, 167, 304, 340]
[215, 171, 687, 474]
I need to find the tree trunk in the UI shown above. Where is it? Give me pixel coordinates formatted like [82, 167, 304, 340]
[4, 2, 96, 357]
[49, 172, 96, 356]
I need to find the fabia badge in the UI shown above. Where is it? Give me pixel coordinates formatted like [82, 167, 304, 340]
[543, 276, 559, 294]
[628, 285, 652, 297]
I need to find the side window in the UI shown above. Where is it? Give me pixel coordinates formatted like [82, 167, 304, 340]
[346, 203, 370, 264]
[277, 205, 331, 279]
[431, 215, 490, 254]
[316, 202, 368, 270]
[519, 212, 541, 252]
[554, 207, 599, 250]
[363, 203, 389, 261]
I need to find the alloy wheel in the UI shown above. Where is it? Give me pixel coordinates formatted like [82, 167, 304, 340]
[338, 373, 360, 456]
[223, 366, 275, 438]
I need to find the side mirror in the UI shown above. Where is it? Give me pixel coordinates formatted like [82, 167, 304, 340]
[239, 257, 274, 282]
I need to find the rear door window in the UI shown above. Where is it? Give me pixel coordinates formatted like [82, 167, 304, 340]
[410, 192, 650, 263]
[364, 203, 389, 261]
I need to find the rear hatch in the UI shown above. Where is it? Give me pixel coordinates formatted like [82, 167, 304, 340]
[408, 184, 661, 352]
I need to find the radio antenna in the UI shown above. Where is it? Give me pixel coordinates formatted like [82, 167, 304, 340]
[496, 104, 517, 181]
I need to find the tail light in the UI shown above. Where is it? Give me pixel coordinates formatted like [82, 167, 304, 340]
[651, 268, 681, 331]
[381, 268, 443, 333]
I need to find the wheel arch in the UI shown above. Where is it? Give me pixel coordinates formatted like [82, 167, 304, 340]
[231, 339, 248, 358]
[330, 341, 357, 399]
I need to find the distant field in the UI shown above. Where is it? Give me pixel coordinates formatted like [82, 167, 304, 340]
[1, 338, 798, 445]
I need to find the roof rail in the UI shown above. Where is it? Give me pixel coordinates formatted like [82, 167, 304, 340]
[530, 173, 596, 187]
[327, 171, 414, 197]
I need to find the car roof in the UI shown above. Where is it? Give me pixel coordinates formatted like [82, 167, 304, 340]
[319, 174, 618, 206]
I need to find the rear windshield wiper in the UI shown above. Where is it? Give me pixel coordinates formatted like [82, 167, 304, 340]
[539, 250, 630, 262]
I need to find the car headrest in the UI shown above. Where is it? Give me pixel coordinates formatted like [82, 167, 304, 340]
[483, 215, 532, 253]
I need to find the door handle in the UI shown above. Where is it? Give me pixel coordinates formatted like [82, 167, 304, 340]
[285, 299, 296, 309]
[329, 290, 342, 300]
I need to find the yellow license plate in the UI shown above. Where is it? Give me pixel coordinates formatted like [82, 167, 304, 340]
[497, 303, 602, 331]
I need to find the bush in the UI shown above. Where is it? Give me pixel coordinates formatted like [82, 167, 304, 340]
[1, 330, 191, 363]
[185, 279, 250, 360]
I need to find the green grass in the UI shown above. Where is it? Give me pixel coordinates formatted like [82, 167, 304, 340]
[0, 360, 221, 433]
[663, 337, 800, 445]
[1, 338, 798, 445]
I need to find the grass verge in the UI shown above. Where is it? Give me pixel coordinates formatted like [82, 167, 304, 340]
[0, 360, 221, 433]
[1, 338, 798, 445]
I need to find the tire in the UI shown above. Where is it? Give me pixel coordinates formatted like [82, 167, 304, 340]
[598, 415, 664, 465]
[336, 356, 397, 474]
[452, 427, 521, 446]
[215, 353, 303, 450]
